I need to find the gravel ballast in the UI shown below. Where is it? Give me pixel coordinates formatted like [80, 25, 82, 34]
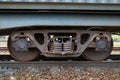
[0, 64, 120, 80]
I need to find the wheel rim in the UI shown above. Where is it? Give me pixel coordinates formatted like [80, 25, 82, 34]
[8, 37, 40, 61]
[82, 41, 113, 61]
[83, 27, 113, 61]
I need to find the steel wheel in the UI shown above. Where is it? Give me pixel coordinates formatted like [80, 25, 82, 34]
[82, 41, 113, 61]
[8, 37, 40, 61]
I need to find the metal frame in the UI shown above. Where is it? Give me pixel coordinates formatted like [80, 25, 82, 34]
[0, 2, 120, 10]
[10, 30, 111, 57]
[0, 12, 120, 29]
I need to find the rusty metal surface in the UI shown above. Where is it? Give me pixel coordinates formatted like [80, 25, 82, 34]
[83, 48, 111, 61]
[8, 37, 40, 61]
[8, 30, 111, 58]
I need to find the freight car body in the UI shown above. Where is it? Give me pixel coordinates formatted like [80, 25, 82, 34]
[0, 1, 120, 61]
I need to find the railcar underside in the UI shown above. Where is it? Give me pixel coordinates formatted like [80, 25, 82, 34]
[0, 2, 120, 61]
[7, 29, 113, 61]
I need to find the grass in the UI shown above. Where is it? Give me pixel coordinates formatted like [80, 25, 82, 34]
[112, 35, 120, 41]
[112, 34, 120, 47]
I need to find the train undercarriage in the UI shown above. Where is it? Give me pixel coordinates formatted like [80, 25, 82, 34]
[7, 29, 113, 61]
[0, 1, 120, 61]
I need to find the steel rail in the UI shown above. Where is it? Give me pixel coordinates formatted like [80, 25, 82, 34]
[0, 61, 120, 68]
[0, 0, 120, 4]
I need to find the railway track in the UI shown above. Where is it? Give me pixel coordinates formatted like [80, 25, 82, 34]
[0, 61, 120, 68]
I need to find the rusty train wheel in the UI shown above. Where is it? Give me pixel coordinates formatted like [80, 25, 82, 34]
[82, 48, 110, 61]
[82, 40, 113, 61]
[8, 37, 40, 62]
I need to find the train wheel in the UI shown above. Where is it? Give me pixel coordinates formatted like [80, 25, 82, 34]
[82, 40, 113, 61]
[8, 37, 40, 61]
